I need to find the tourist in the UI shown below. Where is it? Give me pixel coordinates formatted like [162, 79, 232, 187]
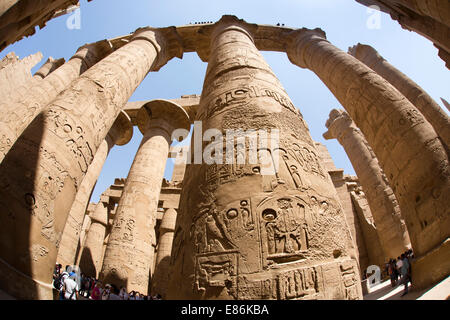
[399, 253, 410, 296]
[128, 290, 136, 300]
[108, 284, 121, 300]
[102, 284, 111, 300]
[119, 286, 129, 300]
[388, 259, 397, 287]
[56, 265, 71, 300]
[90, 280, 102, 300]
[63, 272, 79, 300]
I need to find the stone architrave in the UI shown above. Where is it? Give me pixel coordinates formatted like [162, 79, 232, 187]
[285, 29, 450, 290]
[100, 100, 190, 294]
[0, 27, 183, 300]
[78, 194, 110, 278]
[56, 111, 133, 267]
[324, 109, 410, 260]
[152, 208, 177, 298]
[33, 57, 66, 79]
[166, 16, 362, 300]
[0, 40, 114, 164]
[348, 43, 450, 149]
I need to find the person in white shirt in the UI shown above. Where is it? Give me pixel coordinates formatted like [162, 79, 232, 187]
[119, 287, 129, 300]
[63, 273, 79, 300]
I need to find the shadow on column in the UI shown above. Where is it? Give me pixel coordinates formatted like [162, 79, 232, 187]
[78, 248, 96, 278]
[0, 112, 45, 299]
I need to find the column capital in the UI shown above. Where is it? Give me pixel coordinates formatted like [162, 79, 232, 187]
[284, 27, 327, 69]
[34, 56, 65, 79]
[131, 26, 183, 71]
[323, 108, 355, 141]
[196, 15, 258, 62]
[106, 110, 133, 147]
[137, 99, 190, 137]
[348, 43, 384, 65]
[72, 39, 115, 70]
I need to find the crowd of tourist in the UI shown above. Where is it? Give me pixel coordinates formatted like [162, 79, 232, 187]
[384, 249, 414, 296]
[52, 264, 162, 300]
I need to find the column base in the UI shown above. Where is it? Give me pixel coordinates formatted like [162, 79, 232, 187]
[0, 257, 54, 300]
[411, 238, 450, 291]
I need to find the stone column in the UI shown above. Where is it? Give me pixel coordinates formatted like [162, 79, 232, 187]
[348, 43, 450, 149]
[33, 56, 66, 79]
[167, 16, 362, 300]
[324, 109, 410, 260]
[0, 40, 114, 163]
[78, 194, 110, 278]
[285, 29, 450, 289]
[0, 27, 183, 300]
[151, 208, 177, 298]
[56, 111, 133, 267]
[100, 100, 190, 294]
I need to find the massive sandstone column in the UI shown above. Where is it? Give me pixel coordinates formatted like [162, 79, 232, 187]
[100, 100, 190, 294]
[79, 194, 110, 278]
[348, 43, 450, 149]
[166, 16, 362, 300]
[285, 29, 450, 290]
[0, 27, 183, 300]
[56, 111, 133, 267]
[151, 207, 177, 298]
[324, 109, 410, 260]
[0, 40, 114, 163]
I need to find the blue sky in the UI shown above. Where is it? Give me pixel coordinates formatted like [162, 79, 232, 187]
[1, 0, 449, 203]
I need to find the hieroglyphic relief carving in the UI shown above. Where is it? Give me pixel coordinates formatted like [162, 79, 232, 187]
[277, 266, 320, 300]
[194, 251, 238, 293]
[45, 108, 94, 174]
[198, 85, 298, 120]
[258, 195, 311, 262]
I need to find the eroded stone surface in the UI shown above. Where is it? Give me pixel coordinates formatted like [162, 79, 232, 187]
[166, 16, 361, 300]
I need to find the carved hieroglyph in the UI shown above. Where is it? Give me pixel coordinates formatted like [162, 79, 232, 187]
[324, 109, 410, 260]
[100, 100, 190, 294]
[0, 40, 114, 164]
[166, 16, 361, 300]
[348, 43, 450, 149]
[0, 27, 182, 300]
[285, 28, 450, 289]
[56, 111, 132, 267]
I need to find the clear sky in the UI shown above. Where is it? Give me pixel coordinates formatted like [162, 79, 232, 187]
[1, 0, 449, 204]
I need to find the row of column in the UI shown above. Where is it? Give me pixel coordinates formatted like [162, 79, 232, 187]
[285, 28, 449, 290]
[0, 16, 447, 299]
[0, 25, 185, 300]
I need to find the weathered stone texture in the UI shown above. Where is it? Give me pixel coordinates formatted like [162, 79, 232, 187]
[286, 29, 449, 290]
[0, 51, 42, 100]
[166, 16, 361, 300]
[324, 109, 410, 260]
[56, 111, 132, 267]
[100, 100, 189, 294]
[349, 43, 450, 149]
[0, 27, 182, 300]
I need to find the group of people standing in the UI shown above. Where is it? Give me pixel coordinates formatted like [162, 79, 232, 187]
[386, 249, 414, 296]
[53, 264, 162, 300]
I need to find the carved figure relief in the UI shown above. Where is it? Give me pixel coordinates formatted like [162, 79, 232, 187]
[258, 196, 310, 262]
[194, 251, 238, 293]
[278, 266, 320, 300]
